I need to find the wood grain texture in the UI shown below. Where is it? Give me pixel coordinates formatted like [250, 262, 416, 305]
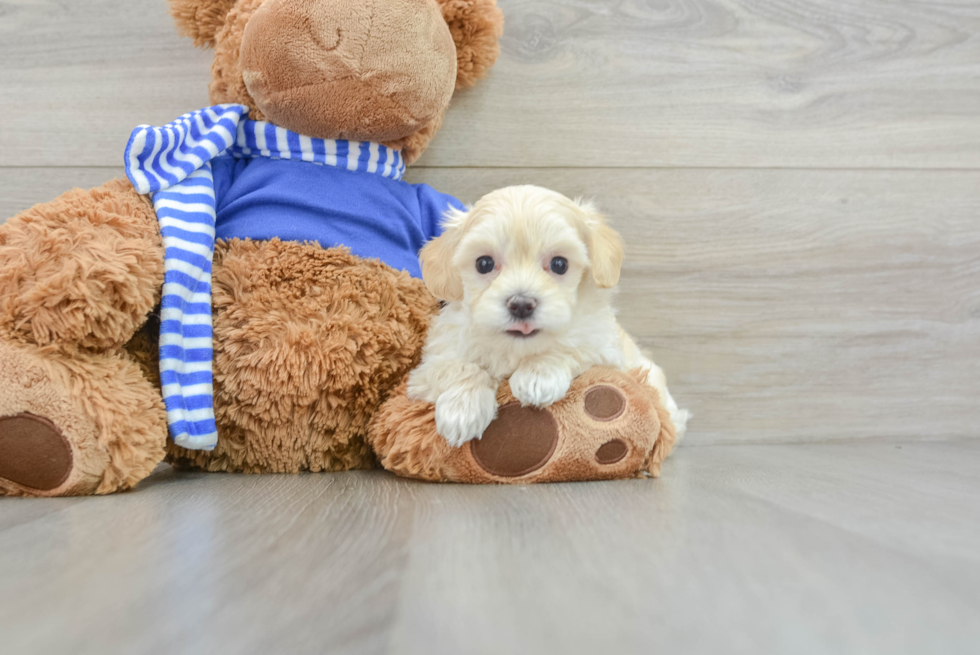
[428, 0, 980, 168]
[1, 441, 979, 655]
[1, 0, 979, 168]
[0, 0, 211, 168]
[3, 167, 978, 444]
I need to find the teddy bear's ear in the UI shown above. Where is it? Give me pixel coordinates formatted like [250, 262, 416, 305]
[169, 0, 238, 48]
[436, 0, 505, 90]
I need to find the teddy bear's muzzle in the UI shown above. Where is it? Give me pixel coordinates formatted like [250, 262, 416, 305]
[240, 0, 457, 142]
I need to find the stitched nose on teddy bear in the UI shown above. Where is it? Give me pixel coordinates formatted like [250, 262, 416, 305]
[240, 0, 457, 142]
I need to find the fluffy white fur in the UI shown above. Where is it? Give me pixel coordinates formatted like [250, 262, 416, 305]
[408, 185, 689, 447]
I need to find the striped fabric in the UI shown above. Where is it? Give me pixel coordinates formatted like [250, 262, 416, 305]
[227, 120, 406, 180]
[124, 104, 407, 450]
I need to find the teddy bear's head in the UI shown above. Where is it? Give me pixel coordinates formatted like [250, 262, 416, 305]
[169, 0, 503, 164]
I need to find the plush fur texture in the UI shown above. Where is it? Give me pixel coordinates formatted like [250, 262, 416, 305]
[385, 0, 503, 162]
[165, 239, 439, 473]
[370, 367, 676, 484]
[0, 340, 167, 497]
[239, 0, 457, 143]
[0, 180, 167, 496]
[194, 0, 503, 164]
[208, 0, 270, 120]
[169, 0, 239, 47]
[0, 179, 163, 353]
[409, 186, 689, 447]
[438, 0, 504, 90]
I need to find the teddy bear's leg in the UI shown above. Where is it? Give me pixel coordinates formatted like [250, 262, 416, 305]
[0, 179, 168, 495]
[167, 239, 438, 474]
[370, 367, 676, 484]
[0, 340, 168, 496]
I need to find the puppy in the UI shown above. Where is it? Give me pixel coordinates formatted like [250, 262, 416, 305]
[408, 185, 689, 447]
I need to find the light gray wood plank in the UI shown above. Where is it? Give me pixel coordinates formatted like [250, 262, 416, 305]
[0, 470, 414, 654]
[426, 0, 980, 169]
[2, 0, 979, 168]
[1, 441, 979, 654]
[0, 0, 212, 168]
[3, 167, 979, 444]
[387, 440, 980, 655]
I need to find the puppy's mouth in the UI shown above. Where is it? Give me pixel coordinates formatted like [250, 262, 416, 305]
[506, 323, 540, 338]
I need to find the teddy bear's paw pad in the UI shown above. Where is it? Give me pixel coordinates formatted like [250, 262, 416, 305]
[0, 413, 73, 491]
[470, 402, 558, 478]
[595, 439, 629, 465]
[583, 385, 627, 422]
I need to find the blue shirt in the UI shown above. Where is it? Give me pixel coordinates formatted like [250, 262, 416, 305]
[211, 154, 462, 278]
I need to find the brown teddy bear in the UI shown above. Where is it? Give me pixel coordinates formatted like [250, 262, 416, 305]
[0, 0, 504, 496]
[0, 0, 676, 496]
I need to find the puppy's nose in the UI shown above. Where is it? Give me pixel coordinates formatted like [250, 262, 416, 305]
[507, 295, 537, 320]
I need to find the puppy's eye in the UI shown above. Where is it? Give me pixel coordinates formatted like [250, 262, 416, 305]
[476, 256, 495, 274]
[550, 257, 568, 275]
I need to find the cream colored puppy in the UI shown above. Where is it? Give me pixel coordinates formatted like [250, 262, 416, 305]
[408, 185, 689, 447]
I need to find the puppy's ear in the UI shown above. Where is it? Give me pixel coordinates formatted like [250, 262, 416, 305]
[420, 209, 467, 301]
[577, 200, 625, 288]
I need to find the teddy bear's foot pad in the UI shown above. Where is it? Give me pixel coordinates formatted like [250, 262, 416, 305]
[470, 402, 559, 478]
[0, 413, 73, 491]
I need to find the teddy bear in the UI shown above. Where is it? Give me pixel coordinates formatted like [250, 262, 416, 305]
[0, 0, 506, 496]
[0, 0, 677, 496]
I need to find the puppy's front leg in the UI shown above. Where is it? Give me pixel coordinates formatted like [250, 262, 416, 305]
[409, 360, 499, 447]
[509, 356, 574, 408]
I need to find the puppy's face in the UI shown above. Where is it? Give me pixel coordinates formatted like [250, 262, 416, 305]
[420, 186, 624, 342]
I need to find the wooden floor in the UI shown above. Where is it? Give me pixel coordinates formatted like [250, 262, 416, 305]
[1, 1, 978, 652]
[1, 441, 979, 654]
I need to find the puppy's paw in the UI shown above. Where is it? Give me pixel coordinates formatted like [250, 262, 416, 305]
[435, 386, 498, 448]
[510, 365, 572, 408]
